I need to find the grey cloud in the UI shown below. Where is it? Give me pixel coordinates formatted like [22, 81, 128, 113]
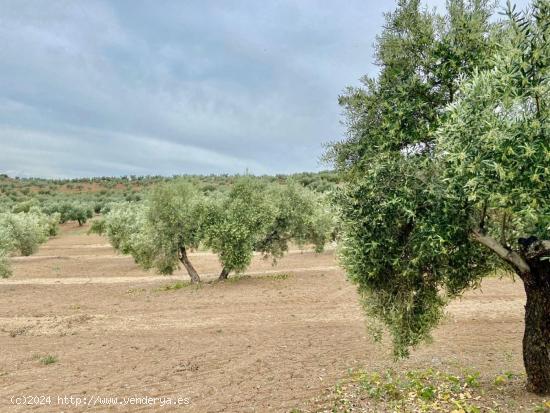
[0, 0, 532, 178]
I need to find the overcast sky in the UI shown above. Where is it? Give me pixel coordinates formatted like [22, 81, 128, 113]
[0, 0, 531, 178]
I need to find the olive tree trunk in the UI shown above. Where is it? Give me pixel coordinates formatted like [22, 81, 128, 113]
[178, 246, 200, 284]
[473, 232, 550, 395]
[219, 267, 230, 280]
[522, 257, 550, 395]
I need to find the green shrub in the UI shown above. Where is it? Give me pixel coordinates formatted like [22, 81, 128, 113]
[39, 355, 58, 365]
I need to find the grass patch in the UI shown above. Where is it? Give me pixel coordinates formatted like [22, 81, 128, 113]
[153, 273, 291, 291]
[35, 354, 58, 365]
[263, 272, 290, 281]
[154, 281, 191, 292]
[327, 368, 539, 413]
[225, 272, 290, 284]
[534, 401, 550, 412]
[225, 274, 251, 283]
[183, 272, 295, 286]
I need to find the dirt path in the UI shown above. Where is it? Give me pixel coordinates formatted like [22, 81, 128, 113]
[0, 266, 340, 285]
[0, 222, 540, 412]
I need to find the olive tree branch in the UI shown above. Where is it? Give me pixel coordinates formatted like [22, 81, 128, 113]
[471, 229, 531, 275]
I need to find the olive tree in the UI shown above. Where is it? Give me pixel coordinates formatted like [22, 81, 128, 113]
[46, 202, 93, 226]
[204, 178, 275, 280]
[35, 209, 61, 237]
[0, 225, 14, 278]
[436, 1, 549, 392]
[0, 212, 51, 256]
[329, 0, 550, 397]
[12, 199, 40, 213]
[139, 181, 209, 282]
[255, 183, 333, 257]
[93, 203, 145, 253]
[94, 182, 209, 283]
[206, 179, 333, 280]
[0, 210, 58, 277]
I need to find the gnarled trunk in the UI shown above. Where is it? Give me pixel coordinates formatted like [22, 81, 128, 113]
[522, 257, 550, 395]
[219, 267, 230, 280]
[473, 230, 550, 394]
[178, 246, 200, 284]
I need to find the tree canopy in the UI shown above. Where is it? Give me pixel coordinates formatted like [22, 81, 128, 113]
[0, 210, 59, 277]
[92, 181, 210, 283]
[330, 0, 549, 394]
[204, 178, 276, 279]
[205, 179, 333, 279]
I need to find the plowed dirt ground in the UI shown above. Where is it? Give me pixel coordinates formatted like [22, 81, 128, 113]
[0, 222, 544, 412]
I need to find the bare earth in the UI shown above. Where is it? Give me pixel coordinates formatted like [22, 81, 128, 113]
[0, 222, 545, 412]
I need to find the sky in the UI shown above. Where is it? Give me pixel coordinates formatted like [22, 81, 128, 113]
[0, 0, 532, 178]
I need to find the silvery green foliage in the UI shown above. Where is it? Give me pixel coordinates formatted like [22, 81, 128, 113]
[11, 199, 40, 213]
[0, 211, 52, 256]
[0, 253, 10, 279]
[93, 202, 166, 271]
[98, 179, 333, 279]
[142, 181, 210, 275]
[97, 181, 210, 276]
[30, 208, 60, 237]
[330, 0, 499, 357]
[43, 202, 93, 225]
[257, 182, 333, 257]
[437, 0, 549, 247]
[204, 178, 276, 275]
[101, 202, 146, 253]
[205, 179, 333, 276]
[0, 225, 14, 278]
[333, 0, 549, 360]
[434, 3, 549, 394]
[0, 210, 58, 277]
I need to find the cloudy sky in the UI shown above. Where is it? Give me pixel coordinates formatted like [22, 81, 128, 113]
[0, 0, 531, 178]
